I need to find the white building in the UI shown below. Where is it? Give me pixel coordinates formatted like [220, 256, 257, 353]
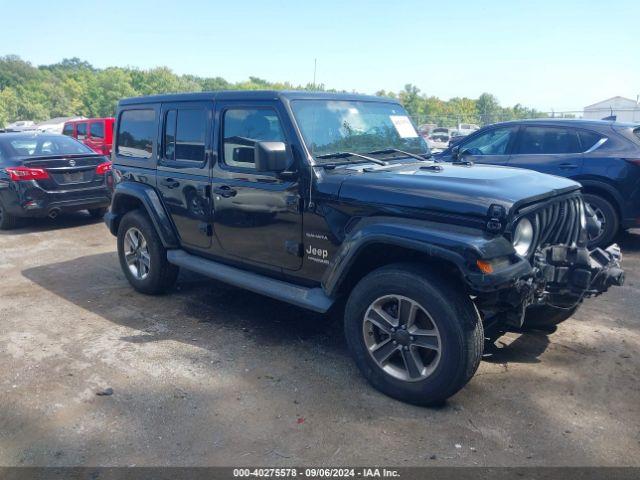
[583, 96, 640, 123]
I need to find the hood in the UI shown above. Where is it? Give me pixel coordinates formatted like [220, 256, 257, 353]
[334, 162, 581, 219]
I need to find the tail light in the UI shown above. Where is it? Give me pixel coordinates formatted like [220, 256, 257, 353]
[5, 166, 50, 181]
[624, 158, 640, 166]
[96, 162, 112, 175]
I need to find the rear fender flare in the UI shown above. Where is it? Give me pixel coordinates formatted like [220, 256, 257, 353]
[108, 182, 179, 248]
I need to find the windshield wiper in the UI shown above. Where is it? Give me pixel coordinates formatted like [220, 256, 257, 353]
[315, 151, 387, 166]
[366, 148, 434, 162]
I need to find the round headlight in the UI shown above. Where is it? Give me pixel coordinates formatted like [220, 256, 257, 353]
[513, 218, 534, 256]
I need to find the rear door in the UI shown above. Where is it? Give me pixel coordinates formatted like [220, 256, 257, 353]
[156, 101, 213, 250]
[507, 125, 584, 177]
[457, 125, 518, 165]
[87, 121, 106, 154]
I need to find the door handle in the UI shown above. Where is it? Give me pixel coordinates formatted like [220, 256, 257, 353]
[559, 163, 578, 169]
[162, 178, 180, 188]
[213, 185, 237, 198]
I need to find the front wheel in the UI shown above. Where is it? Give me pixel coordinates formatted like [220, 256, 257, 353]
[117, 210, 179, 294]
[344, 264, 483, 406]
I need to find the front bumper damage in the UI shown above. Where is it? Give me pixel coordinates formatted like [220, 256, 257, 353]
[478, 244, 624, 329]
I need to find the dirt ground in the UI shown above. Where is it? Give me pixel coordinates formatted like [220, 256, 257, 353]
[0, 212, 639, 467]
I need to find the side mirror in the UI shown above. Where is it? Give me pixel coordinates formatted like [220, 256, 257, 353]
[255, 141, 292, 172]
[451, 145, 461, 160]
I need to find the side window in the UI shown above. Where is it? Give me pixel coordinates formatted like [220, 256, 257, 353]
[90, 121, 105, 139]
[62, 123, 74, 136]
[116, 109, 156, 159]
[222, 108, 285, 169]
[578, 130, 604, 152]
[462, 127, 515, 155]
[76, 122, 88, 140]
[162, 108, 207, 163]
[517, 127, 580, 154]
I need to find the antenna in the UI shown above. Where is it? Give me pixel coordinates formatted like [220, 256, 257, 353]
[313, 58, 317, 89]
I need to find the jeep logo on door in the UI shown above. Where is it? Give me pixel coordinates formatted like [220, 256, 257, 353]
[68, 159, 76, 167]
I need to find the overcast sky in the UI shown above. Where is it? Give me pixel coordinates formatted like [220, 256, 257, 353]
[1, 0, 638, 112]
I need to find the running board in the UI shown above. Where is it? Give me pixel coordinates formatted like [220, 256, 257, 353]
[167, 250, 334, 313]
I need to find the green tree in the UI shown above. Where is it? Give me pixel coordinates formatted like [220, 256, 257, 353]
[476, 93, 501, 123]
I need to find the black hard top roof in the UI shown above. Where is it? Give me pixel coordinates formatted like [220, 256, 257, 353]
[118, 90, 398, 106]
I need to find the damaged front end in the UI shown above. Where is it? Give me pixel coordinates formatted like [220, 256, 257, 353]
[477, 193, 624, 333]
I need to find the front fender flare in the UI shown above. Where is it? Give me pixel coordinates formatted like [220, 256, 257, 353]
[322, 217, 526, 297]
[106, 182, 179, 248]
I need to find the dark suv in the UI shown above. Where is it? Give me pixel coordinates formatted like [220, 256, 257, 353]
[0, 132, 112, 229]
[105, 91, 623, 406]
[436, 119, 640, 248]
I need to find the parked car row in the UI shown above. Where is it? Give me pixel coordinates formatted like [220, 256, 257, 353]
[418, 123, 480, 153]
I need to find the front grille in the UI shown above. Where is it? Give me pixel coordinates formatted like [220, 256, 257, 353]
[523, 195, 585, 253]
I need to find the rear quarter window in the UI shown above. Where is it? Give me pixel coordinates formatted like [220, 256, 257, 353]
[116, 109, 156, 159]
[578, 130, 604, 152]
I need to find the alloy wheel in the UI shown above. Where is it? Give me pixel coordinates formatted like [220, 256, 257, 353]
[363, 294, 442, 382]
[123, 227, 151, 280]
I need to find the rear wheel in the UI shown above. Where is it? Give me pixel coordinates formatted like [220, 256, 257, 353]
[0, 201, 18, 230]
[88, 207, 108, 219]
[344, 264, 483, 406]
[583, 193, 619, 249]
[117, 210, 179, 294]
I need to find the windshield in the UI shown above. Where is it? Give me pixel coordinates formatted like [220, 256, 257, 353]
[2, 135, 95, 157]
[290, 100, 428, 159]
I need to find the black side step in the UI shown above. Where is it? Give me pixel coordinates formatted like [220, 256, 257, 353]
[167, 250, 334, 313]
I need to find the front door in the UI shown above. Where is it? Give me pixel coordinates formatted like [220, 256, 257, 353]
[507, 125, 584, 178]
[211, 102, 302, 270]
[156, 101, 213, 250]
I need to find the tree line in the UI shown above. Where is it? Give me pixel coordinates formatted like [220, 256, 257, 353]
[0, 55, 547, 128]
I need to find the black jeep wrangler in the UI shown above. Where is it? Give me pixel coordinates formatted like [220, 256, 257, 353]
[105, 91, 624, 405]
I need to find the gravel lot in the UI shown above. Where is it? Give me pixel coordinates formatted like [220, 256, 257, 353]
[0, 213, 639, 467]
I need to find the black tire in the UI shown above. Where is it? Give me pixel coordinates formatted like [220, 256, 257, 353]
[522, 304, 577, 331]
[583, 193, 619, 249]
[88, 207, 108, 219]
[344, 263, 483, 406]
[117, 209, 179, 294]
[0, 201, 18, 230]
